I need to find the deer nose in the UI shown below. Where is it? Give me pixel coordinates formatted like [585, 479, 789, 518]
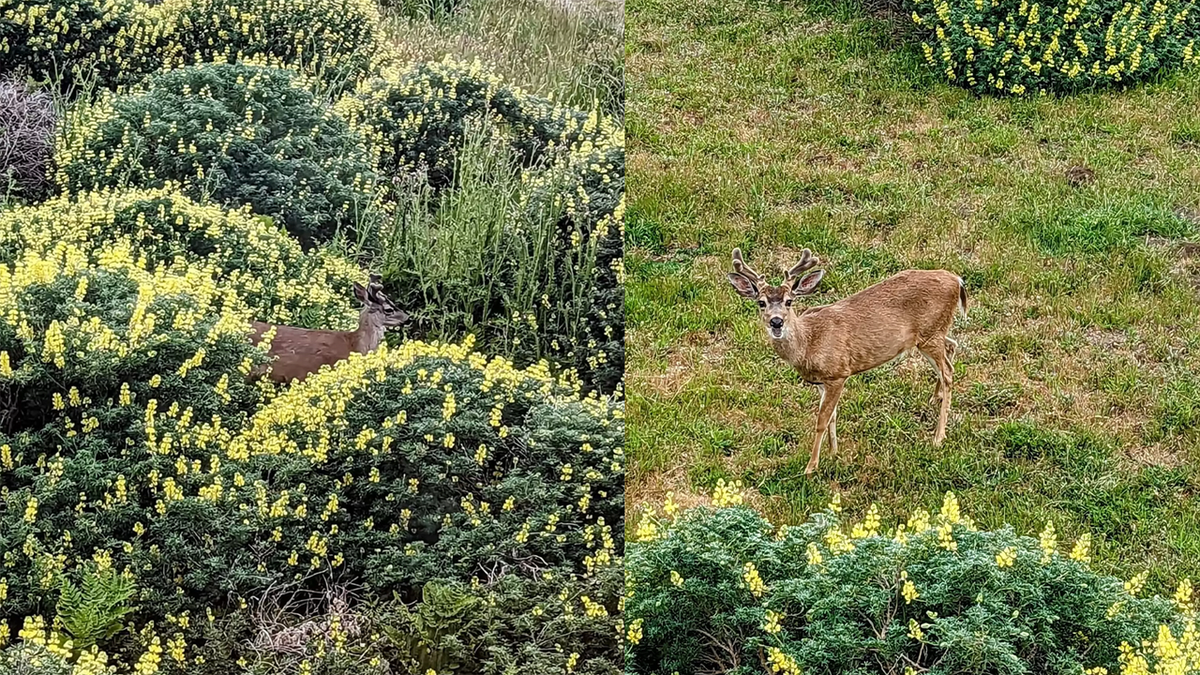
[769, 317, 784, 329]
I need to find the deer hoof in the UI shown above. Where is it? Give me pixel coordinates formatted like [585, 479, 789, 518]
[804, 462, 818, 475]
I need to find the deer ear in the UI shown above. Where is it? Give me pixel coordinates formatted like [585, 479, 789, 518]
[728, 273, 759, 299]
[353, 282, 369, 303]
[790, 269, 825, 295]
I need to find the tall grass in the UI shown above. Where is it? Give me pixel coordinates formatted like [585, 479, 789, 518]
[377, 115, 603, 367]
[380, 0, 624, 119]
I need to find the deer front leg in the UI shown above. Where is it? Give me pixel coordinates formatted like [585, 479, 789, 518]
[806, 379, 845, 475]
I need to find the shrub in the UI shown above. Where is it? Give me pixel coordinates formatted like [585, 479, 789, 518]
[136, 0, 384, 92]
[0, 319, 623, 654]
[627, 488, 1194, 675]
[54, 62, 379, 247]
[910, 0, 1200, 94]
[185, 573, 622, 675]
[0, 81, 56, 201]
[0, 189, 362, 327]
[339, 59, 626, 392]
[0, 0, 137, 89]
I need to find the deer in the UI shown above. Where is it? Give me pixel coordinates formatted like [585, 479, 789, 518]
[726, 248, 967, 475]
[249, 274, 410, 384]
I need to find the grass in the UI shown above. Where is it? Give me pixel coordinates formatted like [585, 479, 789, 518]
[626, 0, 1200, 590]
[381, 0, 624, 118]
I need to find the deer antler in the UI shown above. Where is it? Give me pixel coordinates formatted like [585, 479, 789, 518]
[731, 248, 767, 285]
[784, 249, 819, 281]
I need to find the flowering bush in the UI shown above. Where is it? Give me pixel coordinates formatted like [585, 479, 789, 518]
[0, 189, 361, 327]
[339, 59, 626, 392]
[910, 0, 1200, 94]
[54, 62, 379, 246]
[0, 0, 137, 89]
[133, 0, 384, 92]
[627, 488, 1199, 674]
[0, 281, 625, 664]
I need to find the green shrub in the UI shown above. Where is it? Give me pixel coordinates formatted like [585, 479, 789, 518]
[137, 0, 384, 92]
[0, 0, 137, 89]
[339, 60, 625, 392]
[54, 62, 379, 247]
[0, 189, 362, 328]
[910, 0, 1200, 94]
[186, 573, 622, 675]
[627, 490, 1193, 675]
[0, 314, 623, 656]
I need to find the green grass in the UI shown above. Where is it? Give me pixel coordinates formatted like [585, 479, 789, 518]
[626, 0, 1200, 590]
[381, 0, 624, 118]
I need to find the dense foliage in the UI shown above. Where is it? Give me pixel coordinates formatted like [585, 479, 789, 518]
[54, 62, 378, 246]
[0, 0, 137, 89]
[627, 488, 1200, 675]
[0, 233, 623, 669]
[910, 0, 1200, 94]
[0, 189, 362, 327]
[135, 0, 384, 91]
[339, 59, 626, 393]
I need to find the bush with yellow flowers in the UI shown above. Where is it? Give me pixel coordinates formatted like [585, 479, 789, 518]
[910, 0, 1200, 94]
[0, 0, 139, 89]
[338, 59, 626, 393]
[0, 261, 624, 667]
[627, 488, 1200, 674]
[54, 62, 379, 247]
[0, 188, 362, 328]
[130, 0, 383, 93]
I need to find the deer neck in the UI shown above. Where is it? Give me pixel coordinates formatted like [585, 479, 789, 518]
[351, 310, 386, 354]
[769, 313, 817, 378]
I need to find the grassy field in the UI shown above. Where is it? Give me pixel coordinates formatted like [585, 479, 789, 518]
[382, 0, 624, 117]
[626, 0, 1200, 588]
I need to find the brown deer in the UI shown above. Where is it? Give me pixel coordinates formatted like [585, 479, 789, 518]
[249, 274, 410, 384]
[727, 248, 966, 475]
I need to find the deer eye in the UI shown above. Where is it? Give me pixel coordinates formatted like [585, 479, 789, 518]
[785, 299, 793, 307]
[757, 300, 767, 308]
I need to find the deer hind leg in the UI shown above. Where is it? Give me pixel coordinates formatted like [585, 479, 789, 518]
[918, 339, 953, 446]
[806, 379, 845, 475]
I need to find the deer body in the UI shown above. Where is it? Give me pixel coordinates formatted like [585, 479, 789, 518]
[250, 276, 409, 384]
[728, 250, 966, 475]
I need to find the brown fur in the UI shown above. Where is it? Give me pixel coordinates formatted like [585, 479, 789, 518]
[728, 249, 966, 475]
[249, 278, 408, 384]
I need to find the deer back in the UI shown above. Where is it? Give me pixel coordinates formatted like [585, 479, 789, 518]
[249, 321, 370, 384]
[785, 270, 963, 379]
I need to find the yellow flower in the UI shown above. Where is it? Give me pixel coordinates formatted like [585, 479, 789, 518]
[743, 562, 766, 597]
[1039, 522, 1057, 563]
[996, 547, 1016, 568]
[762, 609, 784, 634]
[712, 479, 745, 507]
[1069, 533, 1091, 563]
[626, 618, 643, 644]
[901, 572, 919, 604]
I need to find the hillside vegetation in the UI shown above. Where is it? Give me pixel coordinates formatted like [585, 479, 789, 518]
[0, 0, 625, 670]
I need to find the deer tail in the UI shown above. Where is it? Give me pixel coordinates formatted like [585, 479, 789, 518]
[957, 276, 968, 316]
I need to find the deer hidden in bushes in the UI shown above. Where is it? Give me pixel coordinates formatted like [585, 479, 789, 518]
[249, 274, 410, 383]
[727, 248, 967, 475]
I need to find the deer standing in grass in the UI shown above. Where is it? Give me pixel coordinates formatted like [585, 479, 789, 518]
[249, 274, 410, 384]
[727, 249, 967, 475]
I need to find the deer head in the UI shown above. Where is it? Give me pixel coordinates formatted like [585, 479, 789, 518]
[353, 275, 410, 329]
[727, 248, 825, 340]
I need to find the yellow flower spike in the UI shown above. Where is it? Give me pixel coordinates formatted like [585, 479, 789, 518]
[1039, 522, 1057, 563]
